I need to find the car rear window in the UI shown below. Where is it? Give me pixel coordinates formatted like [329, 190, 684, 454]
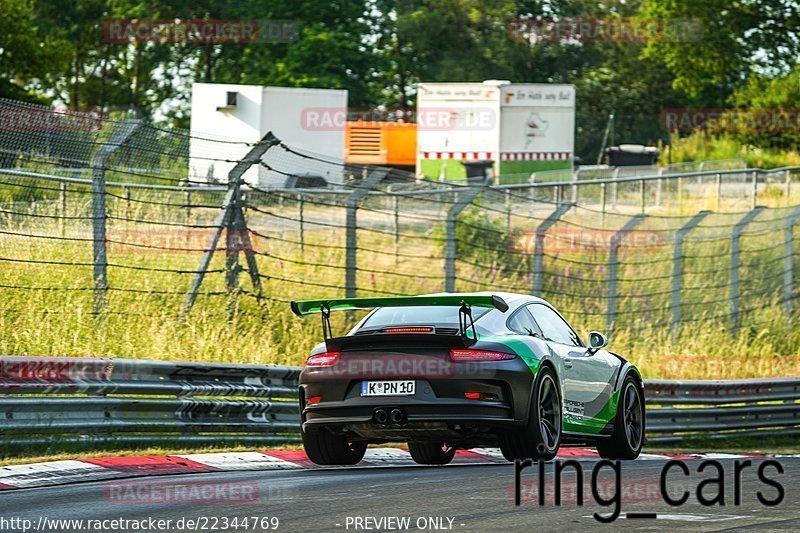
[360, 305, 491, 329]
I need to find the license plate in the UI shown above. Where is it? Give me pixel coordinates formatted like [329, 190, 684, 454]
[361, 380, 415, 397]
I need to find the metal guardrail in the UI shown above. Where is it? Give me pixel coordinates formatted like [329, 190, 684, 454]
[645, 378, 800, 443]
[0, 356, 302, 446]
[0, 356, 797, 446]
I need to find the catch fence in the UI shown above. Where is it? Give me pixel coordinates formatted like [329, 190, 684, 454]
[1, 99, 800, 342]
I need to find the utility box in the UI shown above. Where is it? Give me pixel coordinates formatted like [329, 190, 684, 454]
[416, 81, 575, 183]
[188, 83, 348, 187]
[344, 120, 417, 169]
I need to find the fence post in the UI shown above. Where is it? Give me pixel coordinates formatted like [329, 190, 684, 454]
[611, 167, 619, 209]
[124, 186, 131, 219]
[600, 182, 607, 227]
[640, 178, 646, 213]
[785, 170, 791, 206]
[345, 169, 389, 298]
[59, 181, 67, 237]
[185, 188, 192, 222]
[90, 120, 140, 317]
[730, 206, 765, 332]
[606, 214, 647, 331]
[671, 210, 711, 329]
[505, 189, 512, 233]
[571, 182, 578, 203]
[182, 132, 278, 314]
[783, 206, 800, 313]
[393, 193, 400, 264]
[750, 171, 758, 209]
[298, 193, 304, 253]
[677, 175, 684, 213]
[531, 203, 573, 296]
[444, 183, 486, 292]
[656, 167, 664, 207]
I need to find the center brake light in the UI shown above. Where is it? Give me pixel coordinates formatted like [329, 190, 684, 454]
[306, 351, 340, 367]
[384, 327, 434, 334]
[450, 349, 515, 362]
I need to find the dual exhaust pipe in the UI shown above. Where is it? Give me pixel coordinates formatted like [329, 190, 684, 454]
[373, 408, 406, 425]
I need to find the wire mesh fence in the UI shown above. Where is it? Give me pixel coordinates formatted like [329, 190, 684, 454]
[1, 98, 800, 354]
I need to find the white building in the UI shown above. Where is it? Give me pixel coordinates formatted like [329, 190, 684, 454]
[416, 81, 575, 183]
[188, 83, 348, 187]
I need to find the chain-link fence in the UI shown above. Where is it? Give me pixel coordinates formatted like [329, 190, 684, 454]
[2, 98, 800, 349]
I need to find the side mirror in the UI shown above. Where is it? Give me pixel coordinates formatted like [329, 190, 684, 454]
[587, 331, 608, 354]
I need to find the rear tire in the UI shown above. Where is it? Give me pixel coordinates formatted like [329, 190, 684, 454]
[499, 366, 561, 461]
[302, 427, 367, 466]
[596, 376, 644, 460]
[408, 442, 456, 465]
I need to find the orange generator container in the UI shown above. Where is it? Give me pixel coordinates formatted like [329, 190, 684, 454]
[344, 121, 417, 170]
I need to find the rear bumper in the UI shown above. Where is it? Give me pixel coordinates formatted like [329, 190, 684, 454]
[299, 357, 534, 440]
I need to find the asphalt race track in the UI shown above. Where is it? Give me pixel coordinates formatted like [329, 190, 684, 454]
[0, 456, 797, 532]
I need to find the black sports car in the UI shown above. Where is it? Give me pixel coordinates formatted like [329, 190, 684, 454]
[290, 293, 644, 465]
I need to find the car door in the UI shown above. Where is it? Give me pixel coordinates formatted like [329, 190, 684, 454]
[527, 303, 617, 434]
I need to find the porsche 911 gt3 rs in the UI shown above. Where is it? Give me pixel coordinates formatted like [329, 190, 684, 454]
[290, 292, 645, 465]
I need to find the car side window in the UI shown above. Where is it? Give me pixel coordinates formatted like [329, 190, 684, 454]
[528, 304, 582, 347]
[507, 306, 540, 337]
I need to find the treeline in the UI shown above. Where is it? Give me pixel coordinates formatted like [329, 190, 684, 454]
[1, 0, 798, 161]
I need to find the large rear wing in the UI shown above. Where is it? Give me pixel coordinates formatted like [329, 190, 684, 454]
[290, 294, 509, 316]
[290, 294, 509, 341]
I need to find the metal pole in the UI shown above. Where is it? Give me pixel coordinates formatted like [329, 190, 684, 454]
[785, 170, 791, 206]
[59, 181, 67, 237]
[716, 173, 722, 210]
[393, 194, 400, 264]
[124, 186, 131, 220]
[345, 169, 389, 298]
[183, 132, 278, 314]
[656, 168, 663, 207]
[185, 188, 192, 223]
[671, 211, 711, 328]
[677, 175, 683, 213]
[90, 120, 139, 317]
[571, 182, 578, 204]
[730, 206, 765, 332]
[532, 203, 573, 296]
[606, 214, 647, 331]
[298, 193, 304, 253]
[444, 183, 486, 292]
[505, 189, 512, 233]
[600, 183, 607, 228]
[751, 171, 758, 209]
[783, 206, 800, 313]
[640, 178, 646, 213]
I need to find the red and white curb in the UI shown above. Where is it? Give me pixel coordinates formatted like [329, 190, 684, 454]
[0, 448, 791, 491]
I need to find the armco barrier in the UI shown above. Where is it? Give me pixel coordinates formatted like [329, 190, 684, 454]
[0, 356, 302, 446]
[0, 357, 798, 446]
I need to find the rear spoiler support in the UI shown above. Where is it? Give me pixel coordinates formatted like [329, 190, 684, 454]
[458, 303, 478, 341]
[320, 305, 332, 340]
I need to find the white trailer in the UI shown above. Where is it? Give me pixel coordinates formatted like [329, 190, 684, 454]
[416, 81, 575, 183]
[188, 83, 348, 187]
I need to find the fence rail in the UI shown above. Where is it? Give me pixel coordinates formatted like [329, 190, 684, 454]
[1, 357, 796, 446]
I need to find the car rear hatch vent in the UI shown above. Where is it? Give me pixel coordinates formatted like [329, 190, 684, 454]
[435, 327, 460, 335]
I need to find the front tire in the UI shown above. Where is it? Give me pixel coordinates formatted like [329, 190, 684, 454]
[302, 427, 367, 465]
[596, 376, 644, 460]
[499, 366, 561, 461]
[408, 442, 456, 465]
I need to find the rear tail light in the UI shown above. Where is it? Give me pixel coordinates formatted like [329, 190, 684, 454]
[450, 349, 515, 362]
[305, 351, 340, 367]
[306, 396, 321, 405]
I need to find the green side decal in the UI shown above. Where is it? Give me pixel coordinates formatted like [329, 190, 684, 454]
[563, 388, 620, 434]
